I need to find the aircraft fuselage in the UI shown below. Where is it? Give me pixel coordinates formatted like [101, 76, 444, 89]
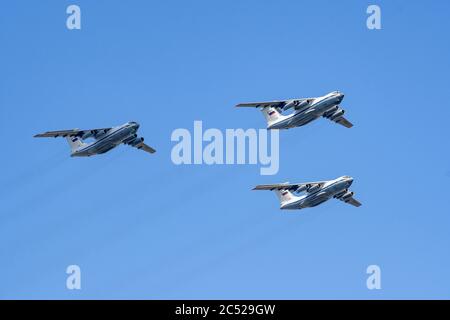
[268, 91, 345, 129]
[71, 122, 139, 157]
[281, 176, 353, 210]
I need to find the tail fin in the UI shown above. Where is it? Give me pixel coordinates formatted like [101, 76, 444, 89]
[66, 136, 86, 152]
[274, 189, 296, 206]
[261, 107, 284, 126]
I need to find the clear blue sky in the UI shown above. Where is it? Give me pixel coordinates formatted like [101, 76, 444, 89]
[1, 0, 449, 299]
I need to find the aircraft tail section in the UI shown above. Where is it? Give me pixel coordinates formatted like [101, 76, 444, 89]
[274, 189, 296, 206]
[66, 136, 86, 152]
[261, 107, 284, 127]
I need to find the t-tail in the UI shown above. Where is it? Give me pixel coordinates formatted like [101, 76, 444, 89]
[66, 136, 87, 155]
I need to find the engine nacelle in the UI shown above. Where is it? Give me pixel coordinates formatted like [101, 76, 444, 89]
[283, 100, 296, 111]
[295, 100, 310, 110]
[123, 134, 137, 144]
[341, 191, 354, 201]
[334, 190, 347, 199]
[295, 185, 308, 193]
[324, 106, 339, 118]
[283, 99, 310, 111]
[307, 184, 321, 193]
[330, 109, 345, 121]
[130, 137, 144, 146]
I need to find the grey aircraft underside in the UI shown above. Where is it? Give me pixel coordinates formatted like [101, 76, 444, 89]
[253, 176, 361, 210]
[236, 91, 354, 129]
[34, 121, 156, 157]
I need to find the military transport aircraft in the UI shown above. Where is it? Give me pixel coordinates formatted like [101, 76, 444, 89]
[34, 121, 156, 157]
[253, 176, 361, 210]
[236, 91, 354, 129]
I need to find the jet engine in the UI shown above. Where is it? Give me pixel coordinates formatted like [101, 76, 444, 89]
[323, 106, 339, 118]
[283, 99, 311, 111]
[129, 137, 144, 146]
[307, 184, 321, 193]
[82, 128, 110, 139]
[341, 191, 354, 201]
[295, 100, 310, 109]
[334, 190, 347, 199]
[283, 100, 296, 111]
[295, 185, 308, 193]
[123, 134, 138, 144]
[329, 109, 345, 121]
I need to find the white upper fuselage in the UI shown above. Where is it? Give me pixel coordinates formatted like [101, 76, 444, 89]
[268, 91, 345, 129]
[71, 122, 140, 157]
[281, 176, 353, 210]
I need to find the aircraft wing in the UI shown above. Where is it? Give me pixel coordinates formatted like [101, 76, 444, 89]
[34, 128, 112, 139]
[345, 197, 362, 207]
[338, 193, 362, 207]
[131, 141, 156, 154]
[335, 116, 354, 128]
[236, 100, 287, 109]
[253, 181, 328, 191]
[236, 98, 315, 111]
